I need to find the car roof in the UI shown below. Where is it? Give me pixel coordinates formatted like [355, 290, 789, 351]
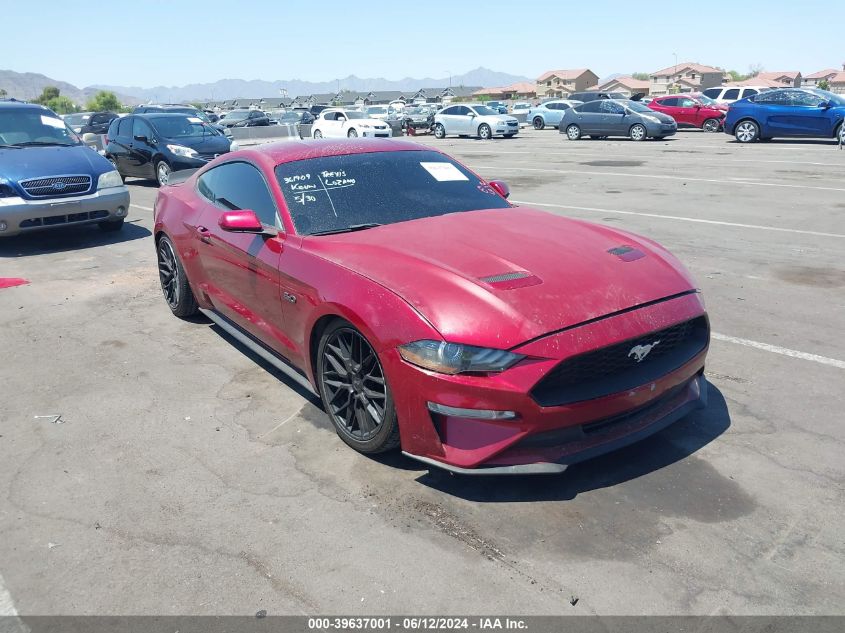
[137, 112, 201, 120]
[0, 101, 50, 111]
[238, 138, 434, 166]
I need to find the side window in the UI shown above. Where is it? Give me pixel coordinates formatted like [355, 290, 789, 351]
[578, 101, 603, 113]
[452, 106, 468, 116]
[790, 91, 823, 106]
[661, 97, 679, 107]
[703, 88, 721, 99]
[755, 90, 786, 104]
[723, 89, 740, 100]
[440, 106, 456, 115]
[131, 118, 154, 140]
[600, 100, 624, 114]
[117, 118, 132, 137]
[678, 98, 696, 107]
[197, 162, 279, 228]
[742, 88, 759, 98]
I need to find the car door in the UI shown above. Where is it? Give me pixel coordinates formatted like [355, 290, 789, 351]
[784, 91, 830, 136]
[130, 118, 157, 178]
[756, 90, 795, 136]
[109, 117, 135, 174]
[574, 101, 603, 134]
[322, 112, 343, 138]
[651, 97, 678, 121]
[437, 106, 459, 134]
[599, 100, 626, 135]
[674, 97, 699, 127]
[461, 106, 479, 134]
[193, 161, 291, 356]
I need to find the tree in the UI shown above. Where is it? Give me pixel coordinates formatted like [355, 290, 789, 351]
[818, 79, 830, 91]
[86, 90, 122, 112]
[44, 96, 79, 114]
[33, 86, 61, 105]
[631, 72, 650, 81]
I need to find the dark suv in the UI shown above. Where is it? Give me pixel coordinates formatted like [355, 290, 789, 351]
[133, 105, 225, 133]
[218, 109, 271, 128]
[105, 113, 233, 186]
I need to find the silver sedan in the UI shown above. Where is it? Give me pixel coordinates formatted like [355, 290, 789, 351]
[559, 99, 677, 141]
[434, 104, 519, 139]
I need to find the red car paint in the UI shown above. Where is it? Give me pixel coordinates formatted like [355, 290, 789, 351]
[154, 139, 709, 474]
[648, 95, 727, 130]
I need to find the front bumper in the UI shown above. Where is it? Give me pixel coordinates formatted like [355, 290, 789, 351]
[388, 292, 708, 474]
[646, 120, 678, 137]
[0, 187, 130, 237]
[361, 128, 392, 138]
[494, 123, 520, 136]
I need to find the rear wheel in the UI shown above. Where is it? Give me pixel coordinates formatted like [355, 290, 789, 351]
[155, 160, 171, 187]
[835, 122, 844, 142]
[478, 123, 492, 140]
[702, 118, 721, 133]
[316, 321, 399, 454]
[433, 123, 445, 139]
[735, 120, 759, 143]
[533, 116, 545, 130]
[157, 234, 198, 318]
[565, 124, 581, 140]
[629, 123, 647, 141]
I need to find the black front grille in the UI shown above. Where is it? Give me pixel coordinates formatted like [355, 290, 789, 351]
[530, 315, 709, 407]
[507, 121, 518, 126]
[197, 153, 222, 162]
[21, 175, 92, 198]
[19, 210, 109, 228]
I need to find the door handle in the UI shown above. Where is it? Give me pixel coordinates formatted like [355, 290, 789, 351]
[196, 226, 211, 243]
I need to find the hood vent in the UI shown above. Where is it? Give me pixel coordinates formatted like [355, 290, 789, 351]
[608, 245, 646, 262]
[478, 271, 542, 290]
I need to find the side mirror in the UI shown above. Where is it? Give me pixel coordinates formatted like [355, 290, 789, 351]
[219, 210, 276, 235]
[468, 112, 477, 117]
[133, 134, 148, 143]
[819, 101, 831, 109]
[488, 180, 510, 199]
[82, 133, 98, 143]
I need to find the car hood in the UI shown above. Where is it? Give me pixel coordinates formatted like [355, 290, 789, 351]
[481, 114, 518, 124]
[163, 134, 231, 153]
[0, 144, 113, 183]
[645, 111, 677, 124]
[303, 207, 697, 349]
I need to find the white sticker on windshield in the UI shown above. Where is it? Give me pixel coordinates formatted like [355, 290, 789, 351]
[188, 117, 202, 123]
[420, 162, 468, 182]
[40, 115, 66, 128]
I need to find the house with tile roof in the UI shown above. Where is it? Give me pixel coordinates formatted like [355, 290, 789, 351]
[755, 71, 802, 87]
[649, 62, 726, 96]
[803, 67, 842, 88]
[535, 69, 598, 99]
[591, 75, 651, 97]
[473, 82, 537, 101]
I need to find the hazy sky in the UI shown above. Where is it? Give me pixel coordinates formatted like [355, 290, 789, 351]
[2, 0, 840, 87]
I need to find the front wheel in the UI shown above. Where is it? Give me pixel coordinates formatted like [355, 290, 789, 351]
[157, 235, 198, 318]
[702, 118, 721, 133]
[316, 321, 399, 454]
[155, 160, 171, 187]
[565, 124, 581, 140]
[313, 129, 323, 139]
[433, 123, 445, 139]
[478, 123, 492, 140]
[735, 120, 759, 143]
[533, 116, 545, 130]
[629, 123, 647, 141]
[347, 128, 358, 138]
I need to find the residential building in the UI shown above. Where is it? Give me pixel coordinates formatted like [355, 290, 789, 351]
[472, 82, 537, 101]
[755, 71, 802, 87]
[803, 68, 842, 88]
[591, 75, 650, 97]
[649, 62, 726, 96]
[536, 69, 599, 99]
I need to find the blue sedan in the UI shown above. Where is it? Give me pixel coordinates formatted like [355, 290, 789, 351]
[724, 88, 845, 143]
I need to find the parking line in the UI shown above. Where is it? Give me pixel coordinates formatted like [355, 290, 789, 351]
[131, 204, 154, 212]
[0, 572, 19, 616]
[511, 200, 845, 239]
[711, 332, 845, 370]
[479, 165, 845, 193]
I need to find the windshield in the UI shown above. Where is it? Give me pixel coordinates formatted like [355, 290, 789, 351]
[151, 116, 219, 138]
[0, 109, 81, 146]
[693, 94, 718, 105]
[64, 113, 91, 126]
[625, 101, 654, 113]
[472, 105, 499, 116]
[810, 89, 845, 106]
[343, 111, 369, 120]
[275, 150, 511, 236]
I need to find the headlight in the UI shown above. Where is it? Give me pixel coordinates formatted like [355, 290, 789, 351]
[643, 115, 661, 124]
[166, 144, 198, 158]
[229, 140, 240, 151]
[398, 340, 524, 375]
[97, 170, 123, 190]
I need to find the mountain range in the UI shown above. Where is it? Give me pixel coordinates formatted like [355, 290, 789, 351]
[1, 67, 531, 106]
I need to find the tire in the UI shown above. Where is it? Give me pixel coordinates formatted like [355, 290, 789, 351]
[98, 218, 124, 232]
[155, 160, 171, 187]
[835, 122, 844, 141]
[629, 123, 647, 141]
[478, 123, 492, 140]
[433, 123, 445, 139]
[565, 124, 581, 140]
[316, 321, 399, 454]
[533, 116, 545, 130]
[157, 234, 198, 318]
[702, 118, 721, 133]
[734, 120, 759, 143]
[313, 129, 323, 139]
[107, 157, 125, 182]
[347, 128, 358, 138]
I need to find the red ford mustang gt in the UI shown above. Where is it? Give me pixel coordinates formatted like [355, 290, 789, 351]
[154, 139, 709, 475]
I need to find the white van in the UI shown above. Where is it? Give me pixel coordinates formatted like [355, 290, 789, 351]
[702, 86, 771, 104]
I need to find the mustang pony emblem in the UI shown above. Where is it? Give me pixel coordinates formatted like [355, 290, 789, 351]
[628, 341, 661, 362]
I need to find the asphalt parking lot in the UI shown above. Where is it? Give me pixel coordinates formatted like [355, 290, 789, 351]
[1, 128, 843, 616]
